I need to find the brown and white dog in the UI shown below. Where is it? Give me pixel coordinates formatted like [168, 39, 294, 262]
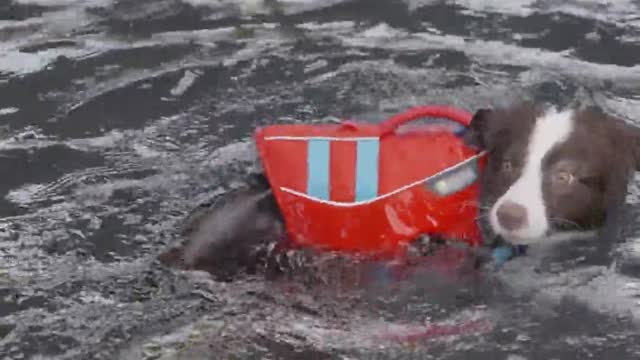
[159, 102, 640, 278]
[465, 102, 640, 252]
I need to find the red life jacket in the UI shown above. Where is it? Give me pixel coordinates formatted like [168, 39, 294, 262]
[254, 106, 487, 257]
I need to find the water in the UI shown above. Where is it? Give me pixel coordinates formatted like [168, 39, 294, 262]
[1, 0, 640, 359]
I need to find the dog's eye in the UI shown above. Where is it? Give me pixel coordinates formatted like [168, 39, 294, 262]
[554, 170, 575, 185]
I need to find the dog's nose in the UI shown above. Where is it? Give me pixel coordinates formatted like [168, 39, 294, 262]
[496, 201, 528, 231]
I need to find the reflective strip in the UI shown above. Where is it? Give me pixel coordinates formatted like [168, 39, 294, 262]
[355, 138, 380, 201]
[265, 136, 379, 141]
[281, 151, 487, 207]
[306, 139, 330, 200]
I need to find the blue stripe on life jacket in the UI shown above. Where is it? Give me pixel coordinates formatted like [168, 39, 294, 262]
[355, 138, 380, 201]
[306, 138, 330, 200]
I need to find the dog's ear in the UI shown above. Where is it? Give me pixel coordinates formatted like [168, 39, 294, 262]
[607, 113, 640, 171]
[627, 124, 640, 171]
[463, 108, 494, 149]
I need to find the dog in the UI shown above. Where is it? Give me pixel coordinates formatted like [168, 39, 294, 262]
[158, 102, 640, 279]
[464, 102, 640, 260]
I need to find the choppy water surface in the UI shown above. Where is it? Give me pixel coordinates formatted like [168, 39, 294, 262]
[1, 0, 640, 359]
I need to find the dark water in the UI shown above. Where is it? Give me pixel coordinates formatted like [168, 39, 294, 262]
[1, 0, 640, 359]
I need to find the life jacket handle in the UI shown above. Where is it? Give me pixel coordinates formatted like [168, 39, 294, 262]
[378, 105, 473, 137]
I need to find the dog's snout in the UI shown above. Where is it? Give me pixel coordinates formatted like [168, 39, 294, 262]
[496, 201, 528, 231]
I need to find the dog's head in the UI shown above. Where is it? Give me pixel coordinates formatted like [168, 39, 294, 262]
[464, 102, 640, 245]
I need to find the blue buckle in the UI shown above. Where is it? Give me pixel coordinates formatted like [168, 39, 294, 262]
[491, 245, 528, 271]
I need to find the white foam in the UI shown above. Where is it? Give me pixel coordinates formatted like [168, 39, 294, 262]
[0, 47, 91, 75]
[0, 107, 19, 116]
[132, 143, 162, 158]
[207, 140, 255, 167]
[432, 0, 640, 27]
[16, 0, 86, 4]
[149, 27, 237, 45]
[78, 290, 115, 305]
[0, 18, 42, 31]
[170, 69, 201, 97]
[15, 0, 112, 6]
[500, 258, 640, 323]
[68, 130, 127, 149]
[277, 0, 354, 15]
[5, 184, 47, 205]
[360, 23, 406, 39]
[0, 0, 115, 76]
[631, 242, 640, 259]
[186, 0, 268, 15]
[338, 26, 640, 88]
[304, 59, 328, 73]
[600, 96, 640, 126]
[184, 0, 351, 16]
[297, 20, 356, 32]
[408, 0, 536, 15]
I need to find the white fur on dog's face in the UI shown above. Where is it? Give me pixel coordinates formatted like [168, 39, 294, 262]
[488, 108, 575, 243]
